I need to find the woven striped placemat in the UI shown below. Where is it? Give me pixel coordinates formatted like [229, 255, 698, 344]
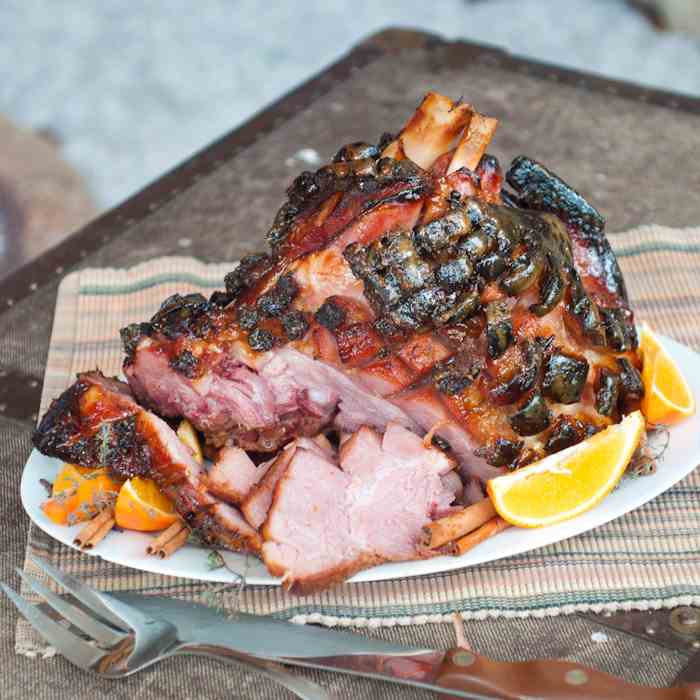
[16, 225, 700, 656]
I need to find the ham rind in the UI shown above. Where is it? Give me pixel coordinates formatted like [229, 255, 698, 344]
[206, 447, 272, 505]
[262, 423, 457, 594]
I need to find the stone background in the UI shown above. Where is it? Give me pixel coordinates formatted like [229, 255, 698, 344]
[1, 0, 699, 209]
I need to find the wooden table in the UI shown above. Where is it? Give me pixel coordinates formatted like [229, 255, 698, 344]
[1, 29, 699, 698]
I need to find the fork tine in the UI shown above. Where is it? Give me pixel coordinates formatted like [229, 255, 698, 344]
[2, 583, 108, 670]
[28, 556, 127, 630]
[16, 568, 126, 647]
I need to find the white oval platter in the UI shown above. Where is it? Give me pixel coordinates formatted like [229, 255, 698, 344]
[21, 334, 700, 586]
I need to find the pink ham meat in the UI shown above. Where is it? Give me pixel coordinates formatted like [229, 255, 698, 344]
[262, 423, 456, 593]
[206, 446, 272, 505]
[240, 435, 335, 529]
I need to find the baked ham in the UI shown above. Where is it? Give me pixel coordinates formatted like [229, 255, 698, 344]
[262, 424, 456, 593]
[32, 92, 644, 593]
[118, 92, 642, 487]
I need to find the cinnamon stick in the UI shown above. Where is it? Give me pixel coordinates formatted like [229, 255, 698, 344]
[454, 517, 509, 556]
[422, 499, 497, 550]
[157, 528, 189, 559]
[74, 509, 115, 549]
[146, 520, 189, 558]
[146, 520, 186, 554]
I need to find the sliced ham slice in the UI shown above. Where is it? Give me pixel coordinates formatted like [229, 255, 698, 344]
[205, 447, 272, 505]
[262, 423, 456, 593]
[240, 435, 334, 529]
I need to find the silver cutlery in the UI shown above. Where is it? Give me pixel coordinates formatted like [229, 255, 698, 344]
[6, 557, 700, 699]
[5, 556, 331, 700]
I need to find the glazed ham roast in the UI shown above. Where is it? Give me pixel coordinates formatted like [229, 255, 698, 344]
[33, 93, 643, 593]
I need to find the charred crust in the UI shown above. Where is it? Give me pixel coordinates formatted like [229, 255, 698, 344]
[267, 149, 429, 251]
[448, 189, 463, 209]
[544, 415, 587, 454]
[542, 352, 589, 405]
[333, 142, 379, 162]
[256, 273, 298, 318]
[169, 350, 199, 378]
[595, 368, 620, 417]
[32, 375, 152, 478]
[500, 252, 544, 295]
[209, 290, 233, 307]
[600, 307, 638, 352]
[373, 316, 398, 338]
[236, 305, 259, 330]
[315, 298, 347, 331]
[149, 293, 213, 341]
[485, 300, 513, 359]
[490, 340, 543, 404]
[509, 394, 551, 436]
[224, 254, 274, 298]
[120, 322, 152, 365]
[99, 416, 152, 479]
[475, 253, 506, 281]
[617, 357, 645, 409]
[566, 272, 607, 347]
[412, 210, 471, 259]
[248, 328, 275, 352]
[281, 310, 309, 340]
[121, 294, 219, 363]
[346, 200, 581, 336]
[506, 156, 605, 238]
[530, 256, 565, 316]
[433, 356, 481, 396]
[506, 156, 629, 304]
[32, 378, 92, 462]
[476, 437, 524, 468]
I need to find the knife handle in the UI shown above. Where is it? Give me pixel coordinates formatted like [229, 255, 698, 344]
[435, 647, 700, 700]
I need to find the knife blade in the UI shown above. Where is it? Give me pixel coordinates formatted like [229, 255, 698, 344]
[110, 593, 700, 699]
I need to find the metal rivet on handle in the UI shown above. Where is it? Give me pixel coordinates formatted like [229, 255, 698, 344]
[565, 669, 588, 686]
[670, 607, 700, 635]
[452, 650, 475, 667]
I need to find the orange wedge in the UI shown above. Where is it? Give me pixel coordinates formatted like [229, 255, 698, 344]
[115, 477, 177, 531]
[639, 323, 695, 425]
[487, 411, 645, 528]
[42, 464, 121, 525]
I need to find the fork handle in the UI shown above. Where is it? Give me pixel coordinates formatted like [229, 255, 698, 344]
[177, 647, 332, 700]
